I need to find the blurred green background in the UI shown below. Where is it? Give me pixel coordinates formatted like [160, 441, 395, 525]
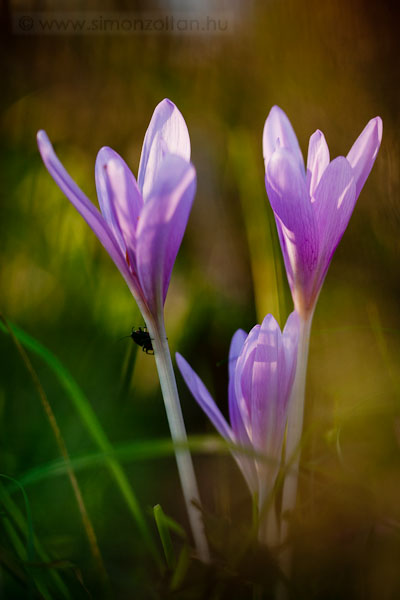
[1, 0, 400, 597]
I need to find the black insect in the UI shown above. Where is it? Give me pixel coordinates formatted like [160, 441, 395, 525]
[130, 326, 154, 354]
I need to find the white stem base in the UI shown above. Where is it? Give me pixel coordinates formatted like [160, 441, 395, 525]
[279, 315, 313, 565]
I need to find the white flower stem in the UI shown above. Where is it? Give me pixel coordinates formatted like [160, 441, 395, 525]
[146, 316, 210, 563]
[279, 314, 313, 549]
[274, 314, 313, 600]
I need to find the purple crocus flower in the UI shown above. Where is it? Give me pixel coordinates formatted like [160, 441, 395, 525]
[176, 312, 299, 506]
[38, 100, 211, 562]
[263, 107, 382, 318]
[37, 98, 194, 324]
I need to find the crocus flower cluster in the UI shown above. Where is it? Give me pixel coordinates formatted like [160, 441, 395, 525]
[263, 107, 382, 318]
[37, 99, 194, 324]
[37, 98, 383, 558]
[177, 312, 299, 506]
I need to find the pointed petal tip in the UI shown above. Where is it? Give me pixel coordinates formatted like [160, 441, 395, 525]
[229, 329, 247, 377]
[153, 98, 176, 113]
[346, 114, 383, 197]
[374, 115, 383, 140]
[95, 146, 120, 168]
[232, 328, 247, 341]
[263, 105, 287, 140]
[97, 145, 116, 154]
[263, 108, 304, 174]
[138, 99, 191, 198]
[260, 313, 280, 332]
[268, 104, 285, 117]
[364, 115, 383, 144]
[310, 128, 324, 141]
[37, 130, 52, 154]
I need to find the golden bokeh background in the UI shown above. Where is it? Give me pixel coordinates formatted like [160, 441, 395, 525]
[1, 0, 400, 597]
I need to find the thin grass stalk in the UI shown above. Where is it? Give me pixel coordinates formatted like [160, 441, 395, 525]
[0, 482, 71, 598]
[0, 318, 161, 566]
[0, 313, 109, 589]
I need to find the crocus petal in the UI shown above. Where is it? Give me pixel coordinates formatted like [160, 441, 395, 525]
[265, 148, 318, 304]
[251, 315, 281, 454]
[177, 349, 258, 496]
[95, 147, 126, 249]
[176, 353, 233, 441]
[347, 116, 382, 198]
[95, 148, 143, 265]
[263, 106, 304, 173]
[228, 330, 259, 496]
[136, 154, 196, 316]
[312, 156, 356, 293]
[282, 309, 300, 347]
[251, 314, 294, 503]
[228, 328, 247, 382]
[37, 131, 134, 289]
[306, 130, 330, 197]
[277, 311, 299, 423]
[234, 324, 260, 434]
[138, 99, 191, 201]
[228, 329, 249, 446]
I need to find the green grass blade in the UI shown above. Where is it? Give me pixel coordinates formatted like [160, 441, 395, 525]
[13, 435, 298, 496]
[153, 505, 176, 570]
[0, 475, 35, 563]
[0, 482, 70, 599]
[0, 320, 160, 566]
[170, 544, 190, 592]
[14, 435, 228, 490]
